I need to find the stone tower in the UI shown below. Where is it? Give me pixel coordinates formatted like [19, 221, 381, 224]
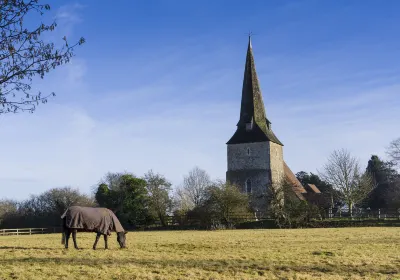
[226, 37, 285, 211]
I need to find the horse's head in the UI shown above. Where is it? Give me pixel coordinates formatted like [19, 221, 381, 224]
[117, 231, 128, 248]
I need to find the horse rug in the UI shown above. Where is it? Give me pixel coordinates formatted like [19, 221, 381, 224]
[61, 206, 124, 235]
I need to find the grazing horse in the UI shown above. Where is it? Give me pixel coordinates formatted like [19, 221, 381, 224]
[61, 206, 127, 250]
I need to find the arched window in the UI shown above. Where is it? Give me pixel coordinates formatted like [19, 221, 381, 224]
[246, 178, 252, 193]
[247, 147, 250, 156]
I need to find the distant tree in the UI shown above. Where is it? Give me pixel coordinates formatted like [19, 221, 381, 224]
[172, 188, 190, 214]
[187, 180, 252, 228]
[1, 187, 94, 228]
[95, 183, 113, 209]
[15, 186, 95, 216]
[267, 179, 321, 228]
[363, 155, 400, 209]
[384, 178, 400, 209]
[387, 138, 400, 166]
[143, 170, 173, 227]
[95, 173, 153, 227]
[99, 171, 132, 191]
[319, 149, 375, 217]
[0, 199, 18, 225]
[39, 187, 96, 215]
[0, 0, 85, 114]
[205, 180, 251, 224]
[181, 166, 211, 208]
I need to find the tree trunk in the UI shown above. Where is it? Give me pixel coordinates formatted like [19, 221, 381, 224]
[159, 212, 167, 227]
[349, 201, 353, 218]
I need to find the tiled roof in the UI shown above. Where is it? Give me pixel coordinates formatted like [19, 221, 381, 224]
[283, 161, 306, 200]
[307, 183, 321, 193]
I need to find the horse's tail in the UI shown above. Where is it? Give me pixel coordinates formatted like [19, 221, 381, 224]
[61, 232, 65, 244]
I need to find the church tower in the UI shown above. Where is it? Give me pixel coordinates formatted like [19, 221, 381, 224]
[226, 37, 285, 211]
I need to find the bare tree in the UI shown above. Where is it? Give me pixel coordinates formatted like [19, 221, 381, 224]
[0, 199, 18, 225]
[0, 0, 84, 114]
[387, 137, 400, 166]
[39, 186, 96, 214]
[143, 170, 173, 227]
[181, 166, 211, 208]
[173, 187, 193, 213]
[319, 149, 375, 217]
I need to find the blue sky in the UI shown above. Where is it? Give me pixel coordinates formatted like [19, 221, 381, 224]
[1, 0, 400, 200]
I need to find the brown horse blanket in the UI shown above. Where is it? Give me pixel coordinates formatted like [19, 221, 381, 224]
[61, 206, 124, 235]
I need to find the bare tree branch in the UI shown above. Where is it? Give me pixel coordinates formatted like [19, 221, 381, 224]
[318, 148, 375, 217]
[387, 137, 400, 166]
[182, 166, 211, 208]
[0, 0, 85, 114]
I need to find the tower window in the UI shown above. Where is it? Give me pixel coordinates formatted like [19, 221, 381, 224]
[247, 147, 250, 156]
[246, 178, 252, 193]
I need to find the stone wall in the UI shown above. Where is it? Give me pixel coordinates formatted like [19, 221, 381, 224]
[226, 169, 270, 211]
[269, 141, 284, 187]
[226, 141, 284, 211]
[227, 142, 270, 170]
[226, 142, 273, 211]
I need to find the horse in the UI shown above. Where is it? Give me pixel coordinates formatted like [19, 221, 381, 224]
[61, 206, 127, 250]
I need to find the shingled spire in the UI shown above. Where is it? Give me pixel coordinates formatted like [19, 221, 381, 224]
[227, 36, 283, 145]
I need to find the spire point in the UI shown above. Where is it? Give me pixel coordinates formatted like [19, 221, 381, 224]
[247, 31, 253, 48]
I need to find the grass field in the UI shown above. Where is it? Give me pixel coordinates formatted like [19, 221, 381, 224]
[0, 228, 399, 279]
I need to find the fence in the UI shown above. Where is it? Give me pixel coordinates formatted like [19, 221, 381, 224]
[0, 227, 62, 236]
[1, 208, 399, 234]
[327, 207, 400, 220]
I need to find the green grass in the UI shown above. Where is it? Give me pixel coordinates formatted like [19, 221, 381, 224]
[0, 228, 399, 279]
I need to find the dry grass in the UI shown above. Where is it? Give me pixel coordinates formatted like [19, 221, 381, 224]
[0, 228, 399, 279]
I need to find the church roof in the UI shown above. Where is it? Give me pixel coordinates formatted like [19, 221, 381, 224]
[306, 183, 321, 194]
[227, 37, 283, 146]
[283, 161, 306, 200]
[283, 162, 323, 201]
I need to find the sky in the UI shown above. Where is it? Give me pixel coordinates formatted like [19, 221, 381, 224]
[1, 0, 400, 200]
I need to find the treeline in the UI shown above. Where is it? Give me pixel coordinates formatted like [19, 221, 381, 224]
[0, 138, 399, 230]
[0, 168, 252, 229]
[0, 187, 96, 228]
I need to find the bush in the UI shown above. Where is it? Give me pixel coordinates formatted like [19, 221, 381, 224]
[185, 181, 253, 229]
[268, 180, 324, 228]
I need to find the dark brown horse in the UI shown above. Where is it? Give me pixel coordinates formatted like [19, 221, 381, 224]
[61, 206, 127, 250]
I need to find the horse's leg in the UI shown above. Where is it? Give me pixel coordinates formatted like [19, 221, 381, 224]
[103, 234, 108, 249]
[72, 229, 79, 249]
[65, 229, 71, 249]
[93, 232, 101, 250]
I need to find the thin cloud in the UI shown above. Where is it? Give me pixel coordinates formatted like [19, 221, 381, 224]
[0, 21, 399, 200]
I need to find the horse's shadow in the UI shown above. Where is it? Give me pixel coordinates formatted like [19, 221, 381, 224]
[0, 246, 114, 250]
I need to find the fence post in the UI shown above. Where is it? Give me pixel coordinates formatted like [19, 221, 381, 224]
[378, 209, 381, 220]
[16, 229, 18, 236]
[29, 228, 31, 235]
[398, 209, 400, 220]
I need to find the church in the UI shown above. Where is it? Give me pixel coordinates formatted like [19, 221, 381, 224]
[226, 37, 321, 211]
